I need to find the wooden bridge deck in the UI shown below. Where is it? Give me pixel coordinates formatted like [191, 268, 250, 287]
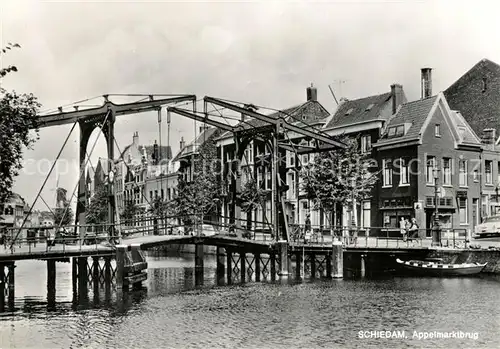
[0, 243, 114, 262]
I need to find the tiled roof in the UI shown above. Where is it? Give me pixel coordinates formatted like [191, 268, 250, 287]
[173, 127, 220, 161]
[377, 96, 438, 144]
[450, 111, 481, 145]
[444, 58, 500, 136]
[326, 92, 393, 128]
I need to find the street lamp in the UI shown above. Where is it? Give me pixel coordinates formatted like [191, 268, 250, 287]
[432, 167, 441, 246]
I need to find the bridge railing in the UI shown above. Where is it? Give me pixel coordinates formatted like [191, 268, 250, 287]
[287, 224, 470, 248]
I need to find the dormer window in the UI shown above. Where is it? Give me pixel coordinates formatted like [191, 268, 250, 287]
[345, 108, 354, 116]
[365, 103, 374, 111]
[387, 125, 405, 138]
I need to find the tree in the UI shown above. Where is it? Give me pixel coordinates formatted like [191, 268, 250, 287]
[121, 199, 138, 224]
[85, 185, 108, 225]
[300, 135, 379, 234]
[240, 177, 267, 213]
[172, 131, 223, 228]
[54, 203, 74, 226]
[0, 43, 41, 202]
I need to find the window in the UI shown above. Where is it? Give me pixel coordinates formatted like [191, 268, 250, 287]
[161, 189, 164, 200]
[459, 197, 468, 224]
[473, 168, 479, 182]
[288, 172, 296, 199]
[155, 190, 158, 198]
[361, 201, 371, 228]
[287, 151, 295, 167]
[387, 125, 405, 139]
[485, 160, 493, 184]
[150, 191, 153, 201]
[257, 167, 263, 188]
[442, 158, 452, 185]
[459, 160, 468, 187]
[345, 108, 354, 116]
[435, 124, 441, 137]
[426, 156, 436, 185]
[365, 103, 374, 111]
[266, 170, 271, 190]
[382, 159, 392, 187]
[498, 161, 500, 185]
[482, 77, 487, 92]
[361, 135, 372, 153]
[399, 158, 409, 185]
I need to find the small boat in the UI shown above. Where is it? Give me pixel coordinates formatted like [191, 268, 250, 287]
[396, 258, 487, 276]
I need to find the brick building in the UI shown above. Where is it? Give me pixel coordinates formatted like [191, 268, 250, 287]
[444, 58, 500, 140]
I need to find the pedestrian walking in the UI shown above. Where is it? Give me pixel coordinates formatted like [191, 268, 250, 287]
[400, 217, 409, 242]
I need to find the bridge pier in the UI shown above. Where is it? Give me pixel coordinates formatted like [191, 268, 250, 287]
[195, 244, 204, 286]
[72, 257, 78, 295]
[277, 241, 289, 277]
[270, 253, 276, 281]
[331, 241, 343, 278]
[254, 253, 261, 282]
[116, 245, 126, 290]
[0, 263, 13, 311]
[216, 247, 225, 285]
[360, 254, 366, 278]
[310, 253, 316, 278]
[295, 251, 302, 280]
[226, 250, 232, 285]
[47, 259, 56, 307]
[326, 252, 332, 278]
[240, 251, 245, 283]
[77, 257, 88, 297]
[92, 256, 100, 293]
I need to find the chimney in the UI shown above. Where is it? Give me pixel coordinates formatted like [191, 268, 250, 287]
[390, 84, 404, 114]
[132, 131, 139, 146]
[421, 68, 432, 99]
[179, 136, 185, 149]
[482, 128, 497, 144]
[307, 83, 317, 101]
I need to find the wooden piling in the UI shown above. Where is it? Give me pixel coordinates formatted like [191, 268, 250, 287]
[0, 264, 5, 311]
[226, 250, 232, 285]
[72, 257, 78, 294]
[295, 251, 301, 280]
[360, 254, 366, 278]
[92, 256, 100, 292]
[277, 240, 289, 277]
[240, 251, 246, 283]
[216, 247, 225, 285]
[104, 256, 112, 284]
[116, 245, 127, 290]
[7, 263, 15, 304]
[326, 252, 332, 278]
[255, 253, 261, 282]
[270, 253, 276, 281]
[195, 244, 204, 286]
[310, 253, 316, 278]
[331, 241, 343, 278]
[47, 259, 56, 290]
[77, 257, 88, 296]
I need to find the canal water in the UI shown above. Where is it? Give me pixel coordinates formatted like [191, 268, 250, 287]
[1, 251, 499, 348]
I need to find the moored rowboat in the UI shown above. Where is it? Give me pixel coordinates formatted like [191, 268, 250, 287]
[396, 258, 487, 276]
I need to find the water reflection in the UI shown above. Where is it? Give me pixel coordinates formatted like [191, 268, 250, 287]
[1, 252, 499, 349]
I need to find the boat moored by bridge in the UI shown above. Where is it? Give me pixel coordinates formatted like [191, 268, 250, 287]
[396, 258, 487, 276]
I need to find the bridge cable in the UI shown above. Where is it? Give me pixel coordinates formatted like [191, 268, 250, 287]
[10, 121, 78, 248]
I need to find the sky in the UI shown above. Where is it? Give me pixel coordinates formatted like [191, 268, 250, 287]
[2, 0, 500, 210]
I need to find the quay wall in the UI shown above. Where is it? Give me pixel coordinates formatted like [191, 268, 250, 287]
[427, 248, 500, 274]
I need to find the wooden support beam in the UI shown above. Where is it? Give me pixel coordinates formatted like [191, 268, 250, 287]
[37, 95, 196, 128]
[168, 107, 237, 132]
[226, 250, 232, 285]
[216, 247, 225, 285]
[204, 96, 346, 148]
[310, 253, 316, 278]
